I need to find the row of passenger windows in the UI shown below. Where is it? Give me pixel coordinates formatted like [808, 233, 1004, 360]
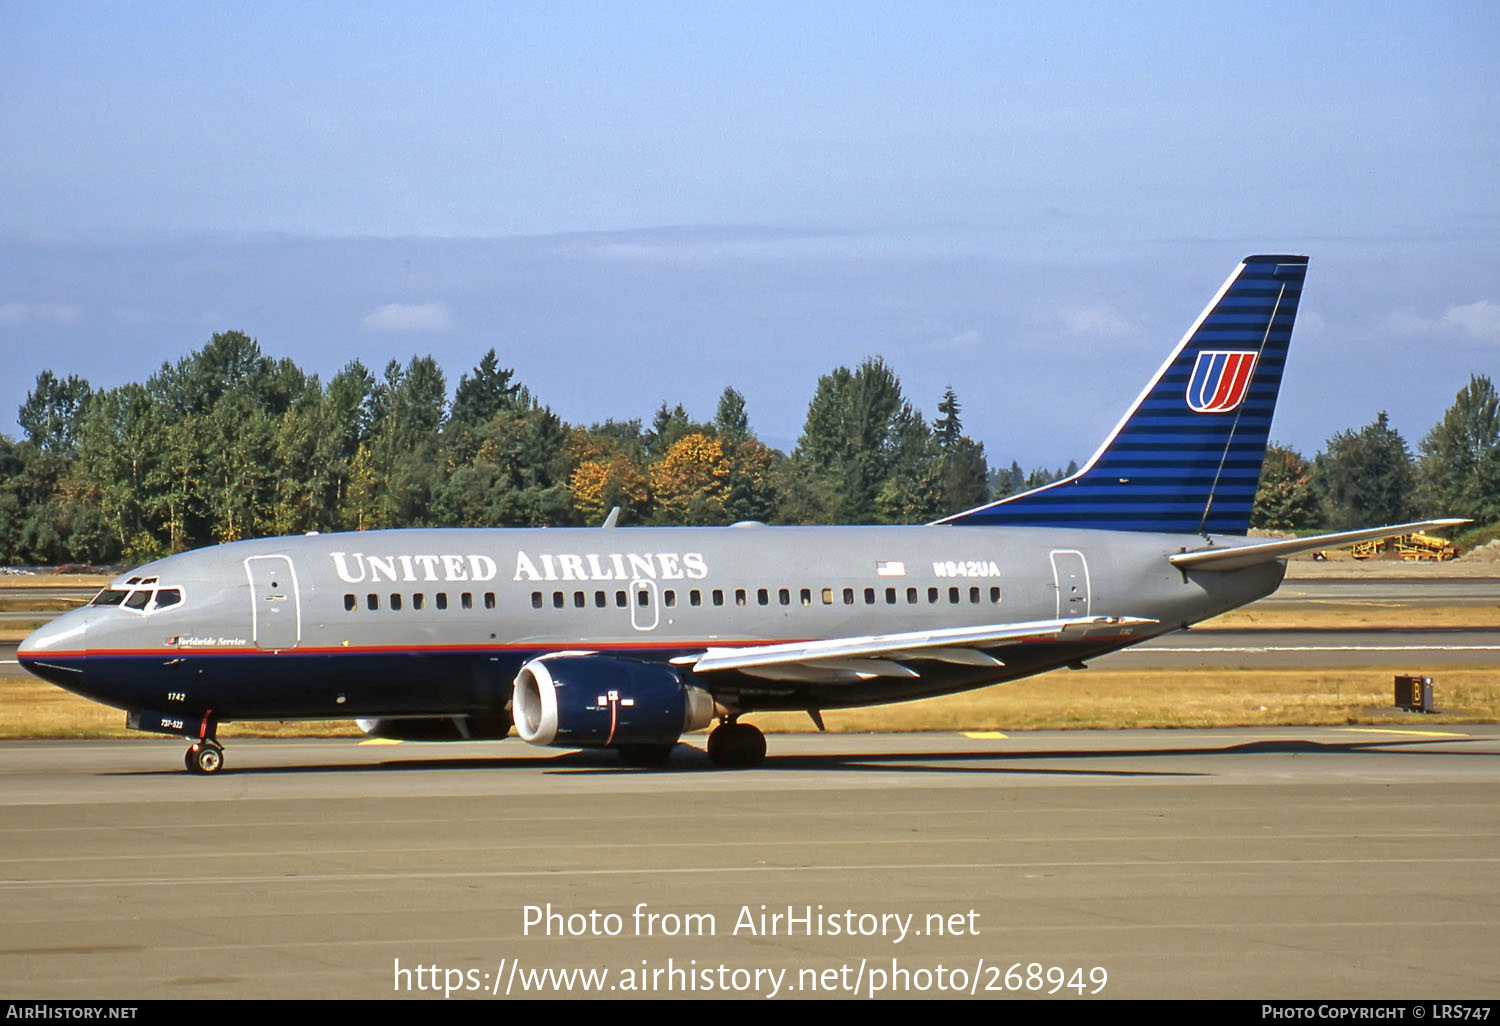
[535, 584, 1002, 610]
[345, 591, 497, 612]
[346, 585, 1003, 613]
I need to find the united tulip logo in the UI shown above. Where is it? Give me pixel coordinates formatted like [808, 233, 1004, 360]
[1186, 350, 1258, 413]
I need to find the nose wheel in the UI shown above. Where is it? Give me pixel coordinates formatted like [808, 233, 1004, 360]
[185, 741, 224, 775]
[707, 720, 766, 769]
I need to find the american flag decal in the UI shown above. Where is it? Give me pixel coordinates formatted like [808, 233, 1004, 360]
[1186, 350, 1259, 413]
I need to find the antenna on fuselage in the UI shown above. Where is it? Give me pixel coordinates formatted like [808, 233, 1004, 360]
[601, 506, 621, 529]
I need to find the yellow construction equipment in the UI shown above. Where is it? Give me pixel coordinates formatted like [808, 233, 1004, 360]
[1394, 532, 1459, 561]
[1350, 539, 1384, 559]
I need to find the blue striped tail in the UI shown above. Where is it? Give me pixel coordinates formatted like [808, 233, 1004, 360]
[939, 254, 1308, 535]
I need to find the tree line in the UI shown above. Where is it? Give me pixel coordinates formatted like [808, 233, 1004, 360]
[0, 332, 998, 564]
[1251, 374, 1500, 534]
[2, 331, 1494, 565]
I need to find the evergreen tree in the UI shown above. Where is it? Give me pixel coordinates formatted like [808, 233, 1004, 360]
[1417, 375, 1500, 524]
[19, 371, 93, 458]
[1314, 412, 1415, 530]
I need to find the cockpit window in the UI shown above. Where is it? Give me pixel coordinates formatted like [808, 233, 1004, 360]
[91, 583, 184, 614]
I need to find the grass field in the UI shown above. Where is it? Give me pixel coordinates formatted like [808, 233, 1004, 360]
[3, 665, 1495, 740]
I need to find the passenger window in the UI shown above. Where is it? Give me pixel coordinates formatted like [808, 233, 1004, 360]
[990, 586, 1002, 603]
[949, 587, 960, 604]
[778, 588, 790, 606]
[552, 592, 564, 609]
[735, 589, 747, 606]
[906, 587, 917, 604]
[485, 592, 496, 610]
[531, 592, 543, 609]
[413, 593, 425, 610]
[885, 587, 896, 605]
[822, 588, 833, 605]
[437, 593, 449, 611]
[664, 590, 676, 608]
[390, 593, 403, 611]
[367, 594, 379, 611]
[864, 587, 875, 604]
[344, 594, 356, 612]
[615, 591, 627, 608]
[757, 588, 769, 606]
[842, 588, 853, 605]
[637, 590, 650, 607]
[462, 592, 473, 610]
[800, 588, 811, 606]
[970, 586, 981, 604]
[712, 589, 724, 606]
[595, 591, 607, 608]
[573, 591, 585, 608]
[690, 590, 702, 607]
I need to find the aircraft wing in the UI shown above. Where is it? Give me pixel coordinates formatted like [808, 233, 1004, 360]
[676, 616, 1157, 683]
[1168, 519, 1470, 572]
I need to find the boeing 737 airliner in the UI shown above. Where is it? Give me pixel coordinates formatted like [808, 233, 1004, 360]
[18, 255, 1462, 772]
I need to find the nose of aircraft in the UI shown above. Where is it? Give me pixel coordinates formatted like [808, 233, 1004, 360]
[17, 608, 90, 687]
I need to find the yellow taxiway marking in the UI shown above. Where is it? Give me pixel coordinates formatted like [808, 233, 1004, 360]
[357, 738, 403, 746]
[962, 731, 1009, 739]
[1334, 727, 1466, 738]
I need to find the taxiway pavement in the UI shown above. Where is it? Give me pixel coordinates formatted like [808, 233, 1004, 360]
[1, 729, 1497, 1000]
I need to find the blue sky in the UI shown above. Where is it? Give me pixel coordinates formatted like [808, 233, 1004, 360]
[2, 2, 1497, 466]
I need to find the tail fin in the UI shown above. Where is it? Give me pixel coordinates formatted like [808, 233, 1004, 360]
[938, 255, 1308, 535]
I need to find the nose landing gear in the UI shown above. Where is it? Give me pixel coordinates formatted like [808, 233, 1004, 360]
[185, 740, 225, 775]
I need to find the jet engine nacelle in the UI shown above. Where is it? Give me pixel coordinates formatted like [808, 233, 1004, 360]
[512, 654, 714, 749]
[355, 713, 512, 741]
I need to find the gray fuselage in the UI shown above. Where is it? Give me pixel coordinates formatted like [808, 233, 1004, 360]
[20, 522, 1283, 723]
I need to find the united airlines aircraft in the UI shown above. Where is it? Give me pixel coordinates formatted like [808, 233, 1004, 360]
[18, 255, 1461, 773]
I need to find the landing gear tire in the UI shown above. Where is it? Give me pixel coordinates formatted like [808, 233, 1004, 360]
[185, 742, 224, 775]
[617, 743, 675, 768]
[707, 722, 766, 769]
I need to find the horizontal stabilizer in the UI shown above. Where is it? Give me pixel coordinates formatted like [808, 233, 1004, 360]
[682, 616, 1156, 681]
[1167, 519, 1470, 571]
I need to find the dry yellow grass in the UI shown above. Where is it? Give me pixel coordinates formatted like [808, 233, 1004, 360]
[748, 666, 1500, 733]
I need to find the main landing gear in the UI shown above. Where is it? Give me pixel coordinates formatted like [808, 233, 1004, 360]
[707, 719, 766, 769]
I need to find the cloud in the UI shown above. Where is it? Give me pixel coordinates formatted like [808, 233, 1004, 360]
[0, 302, 82, 326]
[1443, 300, 1500, 343]
[1381, 307, 1437, 337]
[1381, 300, 1500, 344]
[359, 301, 452, 333]
[1056, 305, 1134, 338]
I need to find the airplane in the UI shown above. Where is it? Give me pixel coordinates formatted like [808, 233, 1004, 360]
[17, 254, 1464, 774]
